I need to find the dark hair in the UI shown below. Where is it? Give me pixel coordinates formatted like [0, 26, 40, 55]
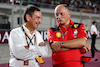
[92, 21, 97, 24]
[24, 5, 40, 22]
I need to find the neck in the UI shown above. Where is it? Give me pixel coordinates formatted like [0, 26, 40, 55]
[25, 23, 35, 34]
[62, 20, 70, 28]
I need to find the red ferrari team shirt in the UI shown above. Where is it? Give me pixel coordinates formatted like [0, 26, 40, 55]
[47, 19, 87, 65]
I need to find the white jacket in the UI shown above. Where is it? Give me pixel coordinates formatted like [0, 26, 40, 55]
[9, 25, 48, 67]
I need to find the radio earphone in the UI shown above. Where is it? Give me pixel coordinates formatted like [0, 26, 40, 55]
[81, 47, 98, 63]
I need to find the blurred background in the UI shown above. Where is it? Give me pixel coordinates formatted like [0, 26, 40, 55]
[0, 0, 100, 67]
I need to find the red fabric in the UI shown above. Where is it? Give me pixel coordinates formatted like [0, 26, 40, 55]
[81, 48, 86, 54]
[54, 61, 83, 67]
[47, 19, 87, 67]
[81, 57, 91, 62]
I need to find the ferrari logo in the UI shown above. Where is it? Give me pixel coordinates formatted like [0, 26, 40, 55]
[73, 30, 78, 38]
[74, 24, 78, 28]
[56, 32, 61, 38]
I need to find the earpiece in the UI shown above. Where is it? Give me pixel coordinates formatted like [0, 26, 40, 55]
[80, 48, 98, 63]
[81, 56, 91, 63]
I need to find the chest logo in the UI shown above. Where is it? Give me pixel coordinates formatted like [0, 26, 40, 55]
[74, 24, 78, 28]
[56, 32, 61, 38]
[74, 30, 78, 35]
[73, 30, 78, 38]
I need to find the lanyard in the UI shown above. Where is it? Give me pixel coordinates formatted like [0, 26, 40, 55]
[59, 27, 69, 39]
[21, 26, 37, 48]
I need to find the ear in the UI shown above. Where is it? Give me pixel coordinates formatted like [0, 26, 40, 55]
[69, 12, 71, 17]
[26, 14, 31, 22]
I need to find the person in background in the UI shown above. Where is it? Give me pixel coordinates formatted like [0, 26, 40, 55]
[85, 25, 88, 31]
[47, 4, 91, 67]
[90, 21, 98, 51]
[9, 5, 48, 67]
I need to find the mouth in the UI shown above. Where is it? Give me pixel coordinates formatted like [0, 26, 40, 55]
[36, 22, 40, 25]
[58, 19, 62, 23]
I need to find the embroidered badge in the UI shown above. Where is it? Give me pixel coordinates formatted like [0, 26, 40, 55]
[74, 24, 78, 28]
[74, 30, 78, 35]
[73, 30, 78, 38]
[83, 37, 87, 40]
[56, 32, 61, 38]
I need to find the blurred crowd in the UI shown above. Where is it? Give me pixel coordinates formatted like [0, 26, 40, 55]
[0, 0, 100, 12]
[36, 0, 100, 11]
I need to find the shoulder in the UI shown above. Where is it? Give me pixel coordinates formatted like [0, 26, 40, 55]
[91, 25, 95, 28]
[35, 30, 43, 40]
[92, 25, 95, 27]
[10, 27, 22, 34]
[35, 30, 41, 36]
[48, 25, 60, 32]
[71, 22, 83, 28]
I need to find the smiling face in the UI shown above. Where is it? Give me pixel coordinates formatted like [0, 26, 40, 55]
[26, 10, 42, 29]
[31, 11, 42, 29]
[55, 5, 71, 26]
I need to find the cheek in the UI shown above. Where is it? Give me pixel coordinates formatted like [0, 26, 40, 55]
[34, 19, 38, 22]
[62, 17, 66, 21]
[32, 19, 37, 23]
[63, 16, 69, 21]
[30, 20, 35, 26]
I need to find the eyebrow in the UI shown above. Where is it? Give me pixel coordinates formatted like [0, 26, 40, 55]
[36, 16, 42, 19]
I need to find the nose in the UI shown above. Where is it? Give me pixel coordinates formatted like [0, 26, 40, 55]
[57, 14, 61, 19]
[39, 19, 42, 24]
[40, 21, 42, 24]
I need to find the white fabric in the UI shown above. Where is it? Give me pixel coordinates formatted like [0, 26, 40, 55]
[90, 25, 98, 35]
[9, 25, 48, 67]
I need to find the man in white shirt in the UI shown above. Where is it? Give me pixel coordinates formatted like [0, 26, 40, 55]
[9, 5, 48, 67]
[90, 21, 98, 51]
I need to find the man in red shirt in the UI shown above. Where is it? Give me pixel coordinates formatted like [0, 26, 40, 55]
[47, 5, 91, 67]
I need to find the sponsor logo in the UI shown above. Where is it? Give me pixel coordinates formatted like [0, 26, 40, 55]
[74, 24, 78, 28]
[56, 32, 61, 38]
[73, 30, 78, 38]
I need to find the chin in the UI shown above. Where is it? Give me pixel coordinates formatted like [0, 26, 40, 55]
[59, 22, 64, 25]
[35, 24, 39, 28]
[35, 26, 38, 29]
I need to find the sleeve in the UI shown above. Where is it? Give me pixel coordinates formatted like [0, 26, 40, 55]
[32, 31, 48, 56]
[77, 24, 87, 40]
[47, 29, 57, 45]
[9, 30, 38, 60]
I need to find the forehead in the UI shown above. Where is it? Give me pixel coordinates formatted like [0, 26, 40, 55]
[33, 10, 42, 16]
[55, 6, 67, 13]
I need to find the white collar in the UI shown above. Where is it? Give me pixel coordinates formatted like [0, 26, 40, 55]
[22, 24, 36, 36]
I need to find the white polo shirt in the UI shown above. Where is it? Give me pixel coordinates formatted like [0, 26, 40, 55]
[90, 25, 98, 35]
[9, 25, 48, 67]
